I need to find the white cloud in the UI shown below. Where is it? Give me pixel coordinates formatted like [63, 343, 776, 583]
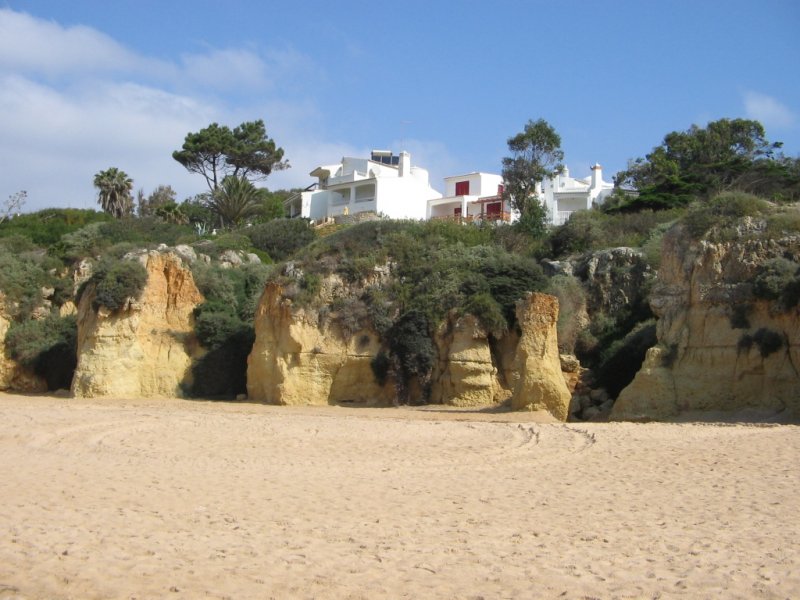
[0, 8, 167, 78]
[0, 8, 459, 213]
[743, 90, 796, 129]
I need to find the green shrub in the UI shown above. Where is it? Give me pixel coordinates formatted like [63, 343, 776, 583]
[463, 292, 507, 337]
[88, 258, 148, 312]
[247, 218, 316, 261]
[5, 315, 77, 389]
[765, 209, 800, 236]
[752, 258, 800, 309]
[0, 208, 111, 247]
[0, 248, 61, 319]
[194, 310, 247, 349]
[188, 261, 270, 398]
[682, 192, 769, 239]
[384, 310, 435, 403]
[594, 319, 657, 398]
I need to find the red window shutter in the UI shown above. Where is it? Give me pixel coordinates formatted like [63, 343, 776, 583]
[497, 184, 504, 196]
[455, 181, 469, 196]
[487, 202, 502, 217]
[454, 206, 462, 216]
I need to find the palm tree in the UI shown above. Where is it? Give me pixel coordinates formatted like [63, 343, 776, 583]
[206, 175, 262, 228]
[93, 167, 134, 218]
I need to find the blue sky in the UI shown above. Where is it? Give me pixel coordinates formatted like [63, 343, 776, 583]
[1, 1, 798, 211]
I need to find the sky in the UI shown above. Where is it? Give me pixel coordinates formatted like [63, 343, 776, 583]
[1, 0, 799, 212]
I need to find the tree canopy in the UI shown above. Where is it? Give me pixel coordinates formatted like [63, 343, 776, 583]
[93, 167, 134, 218]
[172, 120, 289, 191]
[501, 118, 564, 235]
[611, 118, 799, 211]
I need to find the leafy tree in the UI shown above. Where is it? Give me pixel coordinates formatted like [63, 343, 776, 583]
[172, 120, 289, 191]
[502, 119, 564, 213]
[206, 175, 263, 228]
[138, 185, 177, 217]
[93, 167, 134, 218]
[613, 118, 789, 211]
[255, 188, 296, 222]
[501, 119, 564, 236]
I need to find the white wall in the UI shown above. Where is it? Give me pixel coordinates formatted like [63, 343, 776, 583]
[443, 173, 503, 197]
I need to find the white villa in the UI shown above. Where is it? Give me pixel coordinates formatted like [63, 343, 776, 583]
[426, 172, 513, 223]
[286, 149, 615, 228]
[284, 150, 441, 221]
[541, 163, 614, 225]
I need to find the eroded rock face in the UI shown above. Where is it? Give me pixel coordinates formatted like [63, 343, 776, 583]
[511, 293, 572, 419]
[248, 285, 572, 420]
[246, 283, 394, 406]
[430, 314, 509, 407]
[613, 227, 800, 420]
[71, 252, 204, 398]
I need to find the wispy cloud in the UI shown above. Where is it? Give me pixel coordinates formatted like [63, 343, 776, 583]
[0, 8, 330, 209]
[742, 90, 796, 129]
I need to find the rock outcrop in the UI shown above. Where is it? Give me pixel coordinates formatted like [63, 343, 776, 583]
[247, 283, 395, 406]
[71, 252, 204, 398]
[248, 284, 572, 420]
[510, 293, 571, 419]
[613, 226, 800, 420]
[430, 314, 510, 407]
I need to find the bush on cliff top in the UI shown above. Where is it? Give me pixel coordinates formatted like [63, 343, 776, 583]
[84, 257, 148, 312]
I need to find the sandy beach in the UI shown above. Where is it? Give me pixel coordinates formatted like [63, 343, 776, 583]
[0, 393, 798, 599]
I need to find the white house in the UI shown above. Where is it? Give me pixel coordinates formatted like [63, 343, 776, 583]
[540, 163, 614, 226]
[284, 150, 441, 221]
[426, 172, 514, 223]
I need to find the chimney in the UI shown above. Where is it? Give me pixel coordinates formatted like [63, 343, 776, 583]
[398, 151, 411, 177]
[590, 163, 602, 189]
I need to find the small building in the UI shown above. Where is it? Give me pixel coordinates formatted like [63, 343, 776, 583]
[284, 150, 441, 222]
[541, 163, 614, 226]
[426, 172, 513, 223]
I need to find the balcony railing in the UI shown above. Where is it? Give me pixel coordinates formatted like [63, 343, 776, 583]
[430, 211, 511, 224]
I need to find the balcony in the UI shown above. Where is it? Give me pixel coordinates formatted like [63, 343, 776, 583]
[430, 211, 511, 225]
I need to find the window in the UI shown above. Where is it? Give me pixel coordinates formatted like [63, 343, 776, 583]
[454, 206, 462, 216]
[497, 184, 504, 196]
[455, 181, 470, 196]
[486, 201, 502, 217]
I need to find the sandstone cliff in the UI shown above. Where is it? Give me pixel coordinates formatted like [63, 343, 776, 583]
[247, 283, 572, 420]
[247, 282, 395, 406]
[613, 226, 800, 420]
[71, 252, 204, 398]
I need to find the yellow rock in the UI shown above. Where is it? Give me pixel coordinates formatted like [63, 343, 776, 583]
[71, 252, 203, 398]
[511, 293, 572, 420]
[614, 229, 800, 420]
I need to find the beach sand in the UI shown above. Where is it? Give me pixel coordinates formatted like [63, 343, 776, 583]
[0, 392, 798, 599]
